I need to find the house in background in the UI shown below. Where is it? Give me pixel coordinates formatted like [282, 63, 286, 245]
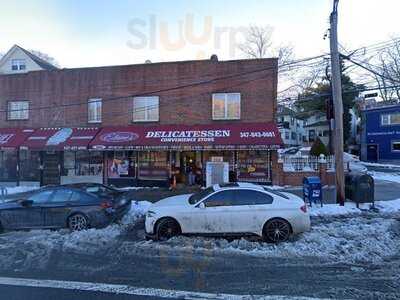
[0, 45, 58, 74]
[276, 105, 305, 147]
[361, 102, 400, 163]
[300, 111, 330, 147]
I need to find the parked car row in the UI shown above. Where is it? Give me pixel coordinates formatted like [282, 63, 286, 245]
[0, 182, 311, 244]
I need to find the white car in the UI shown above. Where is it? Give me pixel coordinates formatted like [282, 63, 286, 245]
[145, 182, 310, 243]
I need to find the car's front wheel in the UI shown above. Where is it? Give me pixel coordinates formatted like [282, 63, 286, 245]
[68, 213, 89, 231]
[263, 218, 291, 243]
[155, 218, 181, 241]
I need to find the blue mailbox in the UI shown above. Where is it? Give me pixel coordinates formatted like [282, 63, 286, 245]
[303, 176, 322, 207]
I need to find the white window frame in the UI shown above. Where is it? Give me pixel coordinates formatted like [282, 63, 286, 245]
[133, 96, 159, 122]
[391, 140, 400, 152]
[11, 59, 26, 71]
[212, 93, 241, 120]
[7, 101, 29, 120]
[381, 112, 400, 126]
[87, 98, 102, 123]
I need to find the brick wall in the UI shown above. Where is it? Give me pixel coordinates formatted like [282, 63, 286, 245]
[0, 58, 278, 128]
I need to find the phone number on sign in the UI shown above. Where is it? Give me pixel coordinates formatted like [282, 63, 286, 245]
[240, 131, 276, 138]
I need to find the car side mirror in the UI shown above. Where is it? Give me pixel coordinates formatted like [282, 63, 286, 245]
[197, 202, 206, 209]
[19, 199, 33, 207]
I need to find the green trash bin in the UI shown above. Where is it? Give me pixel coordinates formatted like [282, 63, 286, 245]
[345, 173, 374, 208]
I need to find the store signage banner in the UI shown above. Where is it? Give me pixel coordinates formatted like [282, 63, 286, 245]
[0, 129, 34, 149]
[21, 128, 100, 150]
[90, 123, 283, 150]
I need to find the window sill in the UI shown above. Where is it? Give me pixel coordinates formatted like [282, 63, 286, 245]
[212, 118, 241, 121]
[88, 121, 102, 124]
[132, 120, 159, 123]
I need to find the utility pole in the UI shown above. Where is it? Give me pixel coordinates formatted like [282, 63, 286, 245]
[330, 0, 345, 206]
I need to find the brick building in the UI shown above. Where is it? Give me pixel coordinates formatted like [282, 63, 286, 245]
[0, 56, 283, 187]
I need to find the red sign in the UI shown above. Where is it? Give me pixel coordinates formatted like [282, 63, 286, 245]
[0, 128, 35, 150]
[21, 128, 100, 150]
[90, 123, 283, 150]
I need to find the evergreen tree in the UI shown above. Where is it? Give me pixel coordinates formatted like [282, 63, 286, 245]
[295, 62, 364, 150]
[310, 137, 328, 156]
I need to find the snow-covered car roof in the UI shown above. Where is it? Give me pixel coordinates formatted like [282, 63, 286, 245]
[213, 182, 264, 192]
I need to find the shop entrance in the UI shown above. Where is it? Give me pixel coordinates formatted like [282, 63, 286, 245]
[41, 151, 61, 186]
[175, 151, 202, 185]
[367, 144, 378, 162]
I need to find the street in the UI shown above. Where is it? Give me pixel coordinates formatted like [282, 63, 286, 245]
[0, 206, 399, 299]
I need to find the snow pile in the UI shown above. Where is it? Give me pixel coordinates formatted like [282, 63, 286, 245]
[141, 215, 399, 264]
[121, 200, 152, 224]
[62, 226, 122, 254]
[117, 186, 159, 191]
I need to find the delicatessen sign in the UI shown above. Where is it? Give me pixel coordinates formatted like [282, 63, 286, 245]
[90, 123, 283, 150]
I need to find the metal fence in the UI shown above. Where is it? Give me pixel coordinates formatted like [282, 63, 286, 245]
[282, 155, 336, 172]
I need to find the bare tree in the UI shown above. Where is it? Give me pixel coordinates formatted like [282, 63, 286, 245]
[239, 25, 294, 64]
[350, 37, 400, 101]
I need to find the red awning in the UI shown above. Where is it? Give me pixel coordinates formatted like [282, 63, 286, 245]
[90, 122, 283, 150]
[0, 128, 35, 150]
[21, 128, 100, 150]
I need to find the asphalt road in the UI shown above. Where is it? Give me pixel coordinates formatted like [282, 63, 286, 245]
[0, 212, 399, 300]
[0, 285, 166, 300]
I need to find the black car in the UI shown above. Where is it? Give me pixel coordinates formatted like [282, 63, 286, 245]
[0, 185, 132, 233]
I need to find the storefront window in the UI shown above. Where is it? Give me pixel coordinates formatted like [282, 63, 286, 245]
[90, 151, 103, 176]
[19, 150, 40, 181]
[63, 151, 103, 176]
[138, 151, 169, 180]
[0, 150, 17, 181]
[237, 150, 271, 183]
[63, 151, 76, 176]
[107, 151, 136, 178]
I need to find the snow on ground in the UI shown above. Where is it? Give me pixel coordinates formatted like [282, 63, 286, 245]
[117, 186, 159, 191]
[309, 198, 400, 216]
[360, 161, 400, 169]
[367, 170, 400, 183]
[138, 214, 399, 264]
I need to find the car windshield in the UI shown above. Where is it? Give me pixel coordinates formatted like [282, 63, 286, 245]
[263, 187, 289, 199]
[188, 187, 215, 204]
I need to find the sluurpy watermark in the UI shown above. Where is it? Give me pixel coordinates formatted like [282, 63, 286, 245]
[127, 14, 248, 59]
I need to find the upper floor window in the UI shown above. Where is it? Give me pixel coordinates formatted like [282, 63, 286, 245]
[381, 112, 400, 126]
[88, 98, 102, 123]
[212, 93, 240, 120]
[133, 96, 159, 122]
[11, 59, 26, 71]
[8, 101, 29, 120]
